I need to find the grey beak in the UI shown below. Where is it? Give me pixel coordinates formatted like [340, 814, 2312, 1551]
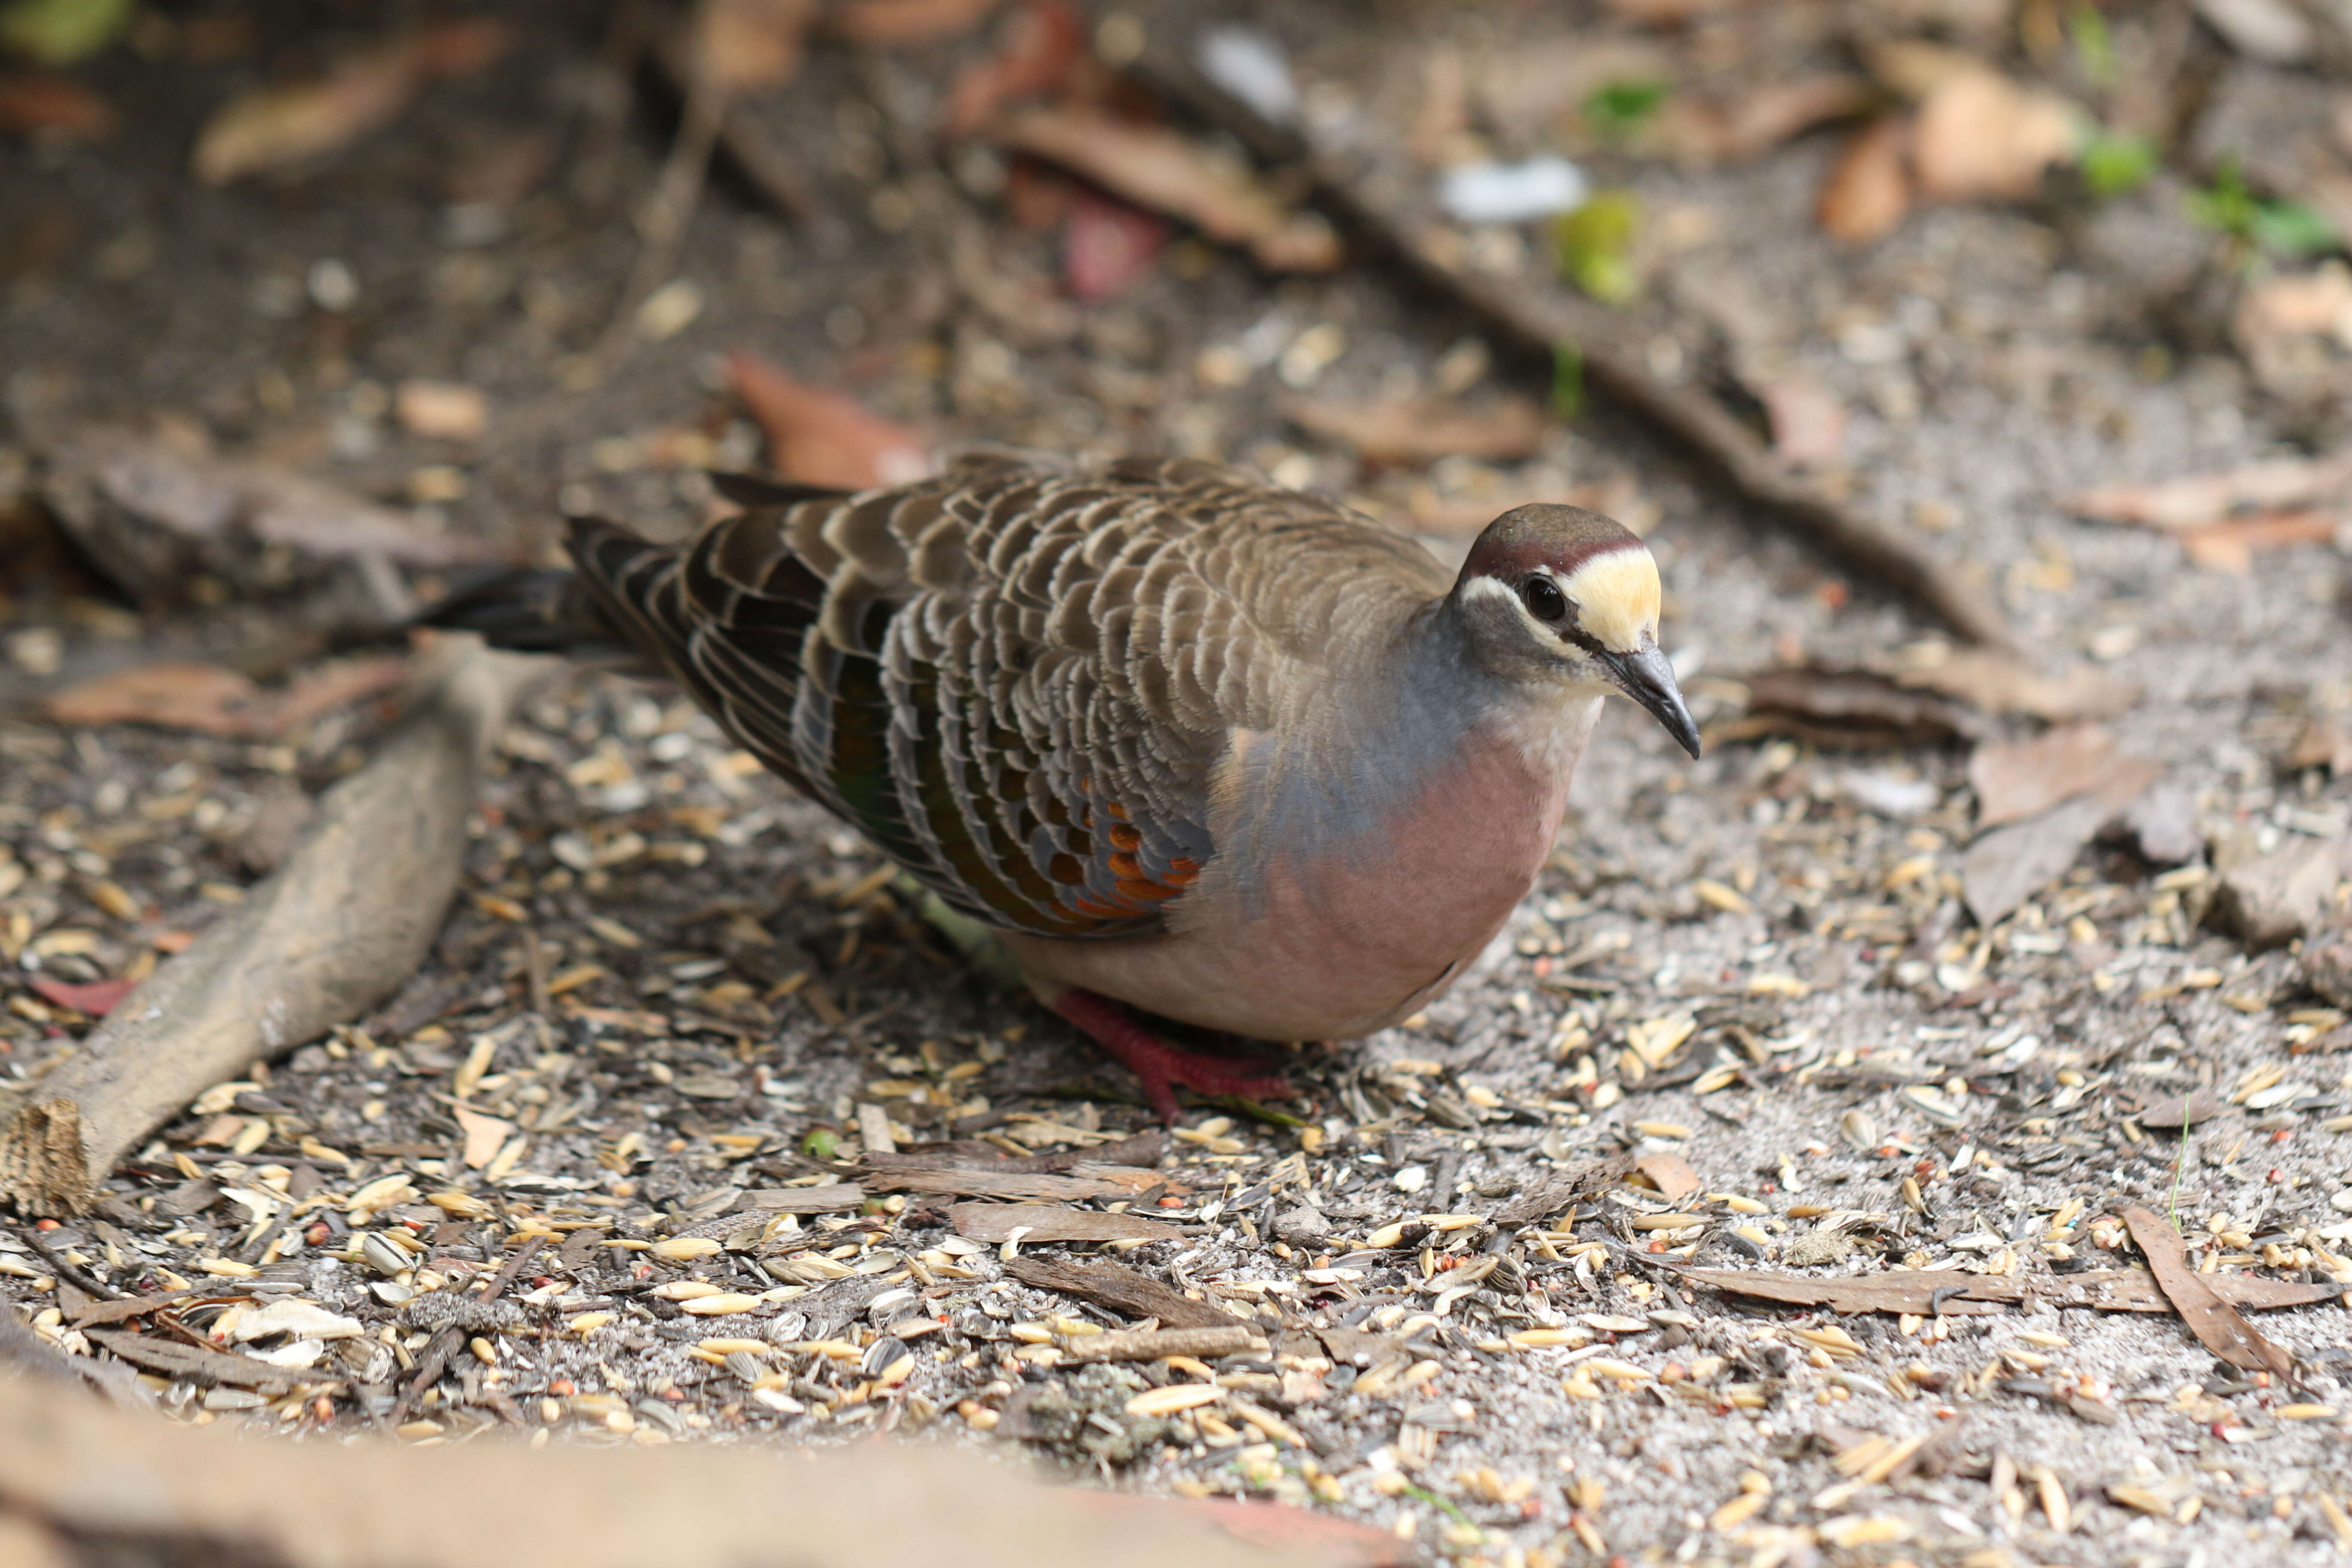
[1604, 643, 1701, 759]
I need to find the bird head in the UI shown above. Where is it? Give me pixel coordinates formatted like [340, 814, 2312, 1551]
[1452, 503, 1700, 758]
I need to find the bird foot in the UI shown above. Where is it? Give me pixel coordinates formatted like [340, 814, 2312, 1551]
[1050, 989, 1294, 1125]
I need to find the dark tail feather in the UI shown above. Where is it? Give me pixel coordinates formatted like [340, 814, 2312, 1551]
[417, 551, 636, 660]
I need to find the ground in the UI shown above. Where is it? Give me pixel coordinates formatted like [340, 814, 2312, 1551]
[3, 3, 2351, 1566]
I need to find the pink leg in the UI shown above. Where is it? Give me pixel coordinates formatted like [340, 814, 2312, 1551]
[1050, 988, 1294, 1125]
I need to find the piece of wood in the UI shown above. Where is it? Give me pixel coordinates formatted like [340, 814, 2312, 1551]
[733, 1185, 868, 1214]
[66, 1292, 192, 1330]
[0, 640, 547, 1216]
[863, 1168, 1144, 1202]
[1004, 1255, 1236, 1330]
[2119, 1205, 2297, 1376]
[1062, 1325, 1267, 1363]
[1491, 1155, 1636, 1227]
[952, 1203, 1185, 1245]
[82, 1326, 324, 1390]
[2135, 1088, 2225, 1132]
[0, 1375, 1402, 1568]
[1664, 1260, 2337, 1317]
[1125, 19, 2014, 651]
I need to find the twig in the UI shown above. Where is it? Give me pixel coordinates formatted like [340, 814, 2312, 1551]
[1124, 15, 2016, 652]
[0, 641, 549, 1217]
[13, 1225, 122, 1301]
[386, 1233, 547, 1429]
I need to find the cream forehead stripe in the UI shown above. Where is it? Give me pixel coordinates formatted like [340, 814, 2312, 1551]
[1557, 547, 1660, 652]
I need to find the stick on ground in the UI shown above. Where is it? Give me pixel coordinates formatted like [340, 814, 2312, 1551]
[1125, 16, 2015, 652]
[0, 640, 547, 1216]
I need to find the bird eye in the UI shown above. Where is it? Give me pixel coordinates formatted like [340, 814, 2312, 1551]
[1520, 575, 1567, 622]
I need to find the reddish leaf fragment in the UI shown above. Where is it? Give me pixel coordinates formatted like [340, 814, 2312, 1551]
[828, 0, 1004, 46]
[28, 977, 136, 1017]
[2177, 510, 2337, 573]
[941, 0, 1085, 138]
[1816, 116, 1910, 245]
[46, 663, 270, 735]
[44, 656, 407, 740]
[725, 352, 931, 490]
[0, 73, 115, 139]
[1063, 187, 1167, 301]
[2120, 1205, 2296, 1376]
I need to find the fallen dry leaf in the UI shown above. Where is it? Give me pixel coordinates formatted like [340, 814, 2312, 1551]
[689, 0, 818, 93]
[2177, 510, 2337, 572]
[1911, 69, 2078, 202]
[1961, 756, 2157, 924]
[1891, 648, 2136, 723]
[941, 0, 1086, 138]
[0, 73, 114, 139]
[1281, 392, 1550, 468]
[1064, 187, 1167, 301]
[2067, 450, 2352, 530]
[44, 657, 408, 740]
[1632, 1152, 1701, 1204]
[2120, 1205, 2296, 1377]
[993, 104, 1339, 272]
[191, 19, 508, 184]
[1646, 75, 1872, 167]
[1816, 116, 1910, 245]
[1755, 376, 1847, 469]
[453, 1106, 514, 1170]
[1717, 666, 1988, 749]
[26, 977, 137, 1017]
[725, 351, 931, 490]
[1970, 723, 2122, 828]
[827, 0, 1002, 46]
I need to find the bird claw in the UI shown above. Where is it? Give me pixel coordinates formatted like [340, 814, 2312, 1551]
[1050, 989, 1294, 1125]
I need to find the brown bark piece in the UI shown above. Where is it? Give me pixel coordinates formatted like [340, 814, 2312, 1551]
[952, 1203, 1185, 1245]
[1004, 1255, 1235, 1330]
[65, 1292, 192, 1330]
[0, 643, 547, 1216]
[863, 1168, 1143, 1202]
[1491, 1155, 1636, 1227]
[2135, 1088, 2225, 1132]
[733, 1186, 869, 1214]
[82, 1327, 322, 1390]
[2119, 1206, 2297, 1376]
[1062, 1326, 1267, 1363]
[1665, 1262, 2334, 1317]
